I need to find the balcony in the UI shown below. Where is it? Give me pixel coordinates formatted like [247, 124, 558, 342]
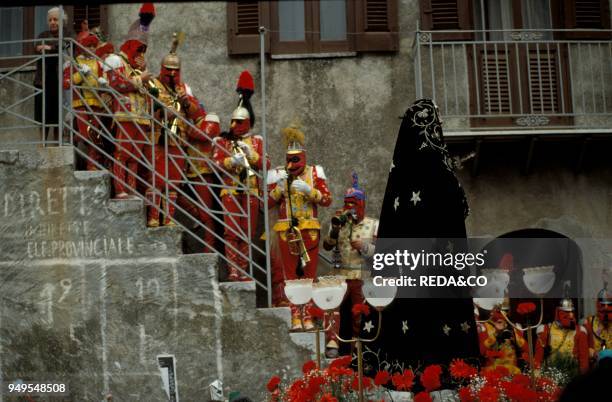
[413, 29, 612, 140]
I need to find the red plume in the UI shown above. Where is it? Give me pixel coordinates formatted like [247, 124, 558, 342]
[498, 253, 514, 271]
[236, 70, 254, 93]
[139, 3, 156, 28]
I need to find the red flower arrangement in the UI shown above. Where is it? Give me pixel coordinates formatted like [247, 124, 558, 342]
[267, 375, 281, 392]
[373, 370, 391, 386]
[318, 393, 337, 402]
[391, 369, 414, 391]
[517, 302, 536, 315]
[302, 360, 317, 375]
[449, 359, 478, 380]
[420, 365, 442, 392]
[351, 303, 370, 317]
[478, 384, 500, 402]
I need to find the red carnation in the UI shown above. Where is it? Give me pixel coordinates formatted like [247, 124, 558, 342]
[449, 359, 477, 379]
[303, 360, 317, 374]
[391, 369, 414, 391]
[267, 375, 281, 392]
[414, 391, 433, 402]
[374, 370, 391, 386]
[517, 302, 536, 315]
[458, 386, 473, 402]
[307, 305, 325, 319]
[319, 393, 338, 402]
[307, 375, 326, 395]
[478, 384, 500, 402]
[329, 355, 352, 369]
[351, 303, 371, 317]
[420, 365, 442, 392]
[350, 375, 373, 391]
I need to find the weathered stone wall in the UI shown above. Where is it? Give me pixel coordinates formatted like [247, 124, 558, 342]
[0, 148, 311, 401]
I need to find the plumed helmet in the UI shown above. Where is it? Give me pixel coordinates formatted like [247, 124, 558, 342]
[125, 3, 156, 46]
[232, 70, 255, 125]
[161, 32, 184, 70]
[282, 123, 305, 154]
[344, 172, 366, 201]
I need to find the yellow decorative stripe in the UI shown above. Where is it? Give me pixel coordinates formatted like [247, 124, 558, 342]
[272, 219, 320, 232]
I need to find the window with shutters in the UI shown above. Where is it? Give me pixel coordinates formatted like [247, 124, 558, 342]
[227, 0, 398, 56]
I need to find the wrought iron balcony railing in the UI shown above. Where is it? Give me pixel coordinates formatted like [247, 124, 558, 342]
[414, 29, 612, 136]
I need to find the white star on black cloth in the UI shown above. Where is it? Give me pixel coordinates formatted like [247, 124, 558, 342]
[442, 324, 451, 336]
[402, 321, 409, 334]
[394, 197, 400, 211]
[461, 321, 471, 333]
[364, 321, 374, 333]
[410, 191, 421, 206]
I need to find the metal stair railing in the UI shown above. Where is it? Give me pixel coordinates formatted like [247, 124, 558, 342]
[63, 38, 270, 293]
[0, 35, 272, 304]
[0, 37, 62, 145]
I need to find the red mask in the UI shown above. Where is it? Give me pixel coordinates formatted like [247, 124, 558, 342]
[160, 66, 181, 88]
[120, 39, 147, 69]
[556, 309, 576, 328]
[286, 151, 306, 177]
[343, 198, 365, 223]
[597, 302, 612, 324]
[206, 121, 221, 137]
[230, 119, 250, 137]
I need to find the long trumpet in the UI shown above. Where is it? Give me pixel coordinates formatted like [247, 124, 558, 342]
[285, 169, 310, 272]
[231, 140, 255, 178]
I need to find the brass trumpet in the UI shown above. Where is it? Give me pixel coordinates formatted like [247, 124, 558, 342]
[287, 225, 310, 269]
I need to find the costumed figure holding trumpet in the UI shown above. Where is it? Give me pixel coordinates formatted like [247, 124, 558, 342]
[584, 267, 612, 367]
[213, 70, 267, 281]
[143, 31, 203, 227]
[267, 123, 332, 331]
[321, 173, 377, 357]
[104, 3, 155, 199]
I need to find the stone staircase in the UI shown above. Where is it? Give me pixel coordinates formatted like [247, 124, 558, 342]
[0, 147, 319, 401]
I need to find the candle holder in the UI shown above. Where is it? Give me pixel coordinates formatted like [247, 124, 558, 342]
[501, 265, 555, 386]
[326, 278, 397, 402]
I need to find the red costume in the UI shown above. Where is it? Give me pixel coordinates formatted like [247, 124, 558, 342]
[535, 298, 590, 374]
[180, 112, 220, 252]
[213, 71, 267, 281]
[584, 281, 611, 366]
[104, 3, 155, 199]
[478, 307, 528, 374]
[322, 173, 377, 357]
[267, 124, 332, 330]
[63, 32, 105, 170]
[144, 32, 202, 227]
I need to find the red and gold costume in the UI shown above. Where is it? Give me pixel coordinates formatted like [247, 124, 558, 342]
[213, 70, 267, 281]
[63, 32, 105, 170]
[143, 32, 202, 227]
[535, 298, 590, 374]
[584, 284, 611, 366]
[104, 3, 155, 199]
[478, 308, 528, 375]
[267, 124, 332, 330]
[179, 112, 220, 252]
[322, 173, 377, 357]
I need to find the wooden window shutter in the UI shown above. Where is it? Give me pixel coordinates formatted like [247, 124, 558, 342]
[420, 0, 472, 40]
[562, 0, 611, 39]
[480, 50, 511, 114]
[227, 1, 270, 55]
[355, 0, 399, 52]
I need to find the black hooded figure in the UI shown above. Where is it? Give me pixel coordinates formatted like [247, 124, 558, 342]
[361, 99, 479, 384]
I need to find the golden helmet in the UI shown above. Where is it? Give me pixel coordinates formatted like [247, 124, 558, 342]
[162, 32, 184, 69]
